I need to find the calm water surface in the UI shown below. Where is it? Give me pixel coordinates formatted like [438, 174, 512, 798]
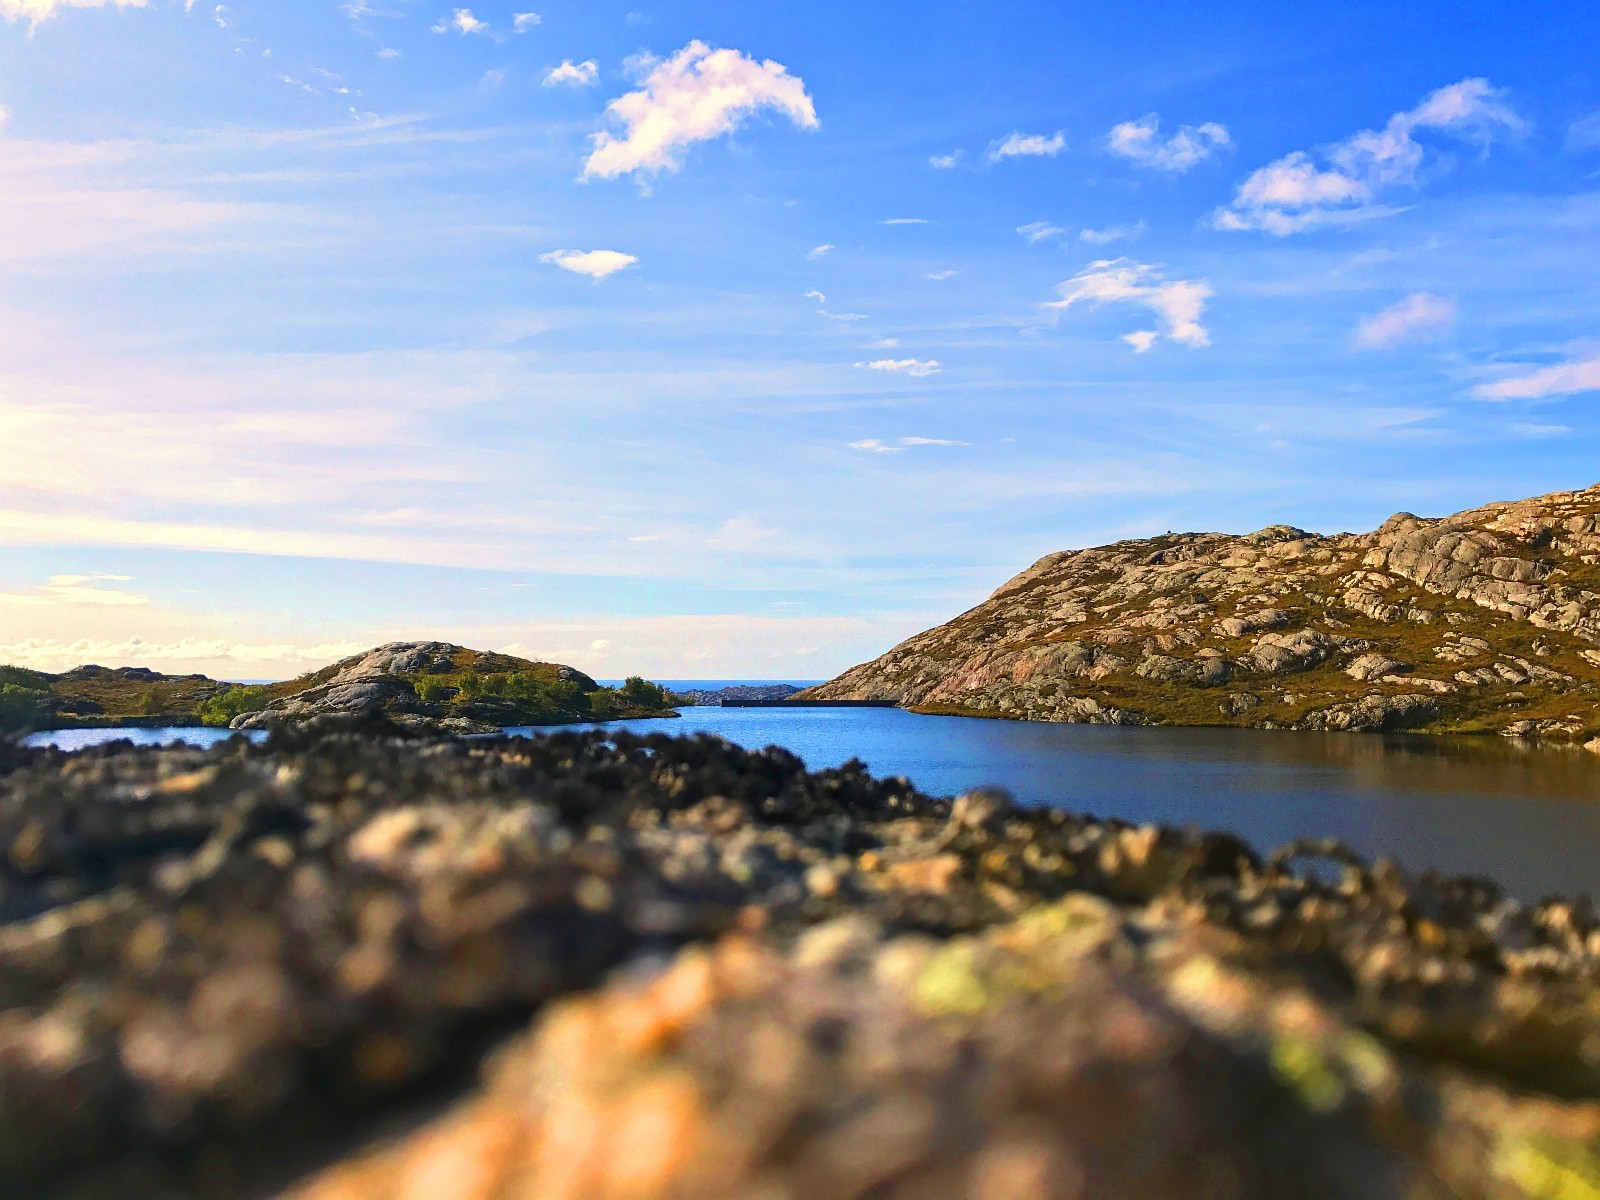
[28, 707, 1600, 900]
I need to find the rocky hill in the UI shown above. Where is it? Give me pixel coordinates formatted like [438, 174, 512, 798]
[0, 643, 678, 733]
[0, 664, 235, 730]
[808, 483, 1600, 741]
[227, 642, 677, 732]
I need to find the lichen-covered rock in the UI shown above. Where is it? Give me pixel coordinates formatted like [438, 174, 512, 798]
[807, 483, 1600, 740]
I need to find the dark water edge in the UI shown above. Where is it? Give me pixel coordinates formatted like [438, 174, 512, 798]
[24, 708, 1600, 901]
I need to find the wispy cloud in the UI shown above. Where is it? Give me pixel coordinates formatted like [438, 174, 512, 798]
[924, 269, 956, 280]
[1216, 77, 1526, 235]
[1475, 354, 1600, 399]
[513, 11, 539, 32]
[543, 59, 598, 87]
[1353, 292, 1456, 349]
[1017, 221, 1064, 244]
[849, 435, 965, 454]
[1079, 221, 1146, 245]
[583, 41, 817, 179]
[989, 131, 1066, 161]
[929, 152, 961, 169]
[854, 358, 942, 376]
[0, 573, 149, 608]
[539, 249, 638, 279]
[1045, 258, 1212, 351]
[881, 218, 928, 226]
[804, 289, 826, 303]
[1106, 115, 1230, 171]
[0, 0, 149, 25]
[806, 243, 835, 259]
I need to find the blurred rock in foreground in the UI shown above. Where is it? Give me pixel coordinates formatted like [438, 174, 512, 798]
[5, 718, 1600, 1199]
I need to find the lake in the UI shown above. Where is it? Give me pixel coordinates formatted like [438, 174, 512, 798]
[25, 706, 1600, 901]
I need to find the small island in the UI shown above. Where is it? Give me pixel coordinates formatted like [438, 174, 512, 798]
[0, 641, 679, 735]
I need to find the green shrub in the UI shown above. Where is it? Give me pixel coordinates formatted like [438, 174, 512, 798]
[0, 682, 52, 731]
[196, 685, 272, 728]
[619, 676, 671, 710]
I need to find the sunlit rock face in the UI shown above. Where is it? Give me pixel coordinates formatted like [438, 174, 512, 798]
[808, 482, 1600, 740]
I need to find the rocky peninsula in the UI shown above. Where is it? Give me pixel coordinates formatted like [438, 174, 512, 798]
[808, 483, 1600, 741]
[0, 642, 678, 735]
[5, 719, 1600, 1198]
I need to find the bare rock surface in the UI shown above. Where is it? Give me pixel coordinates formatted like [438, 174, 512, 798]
[6, 723, 1600, 1197]
[807, 482, 1600, 739]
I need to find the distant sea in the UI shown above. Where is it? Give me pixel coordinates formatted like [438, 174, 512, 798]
[596, 679, 825, 692]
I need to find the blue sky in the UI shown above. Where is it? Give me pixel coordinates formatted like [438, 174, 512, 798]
[2, 0, 1599, 679]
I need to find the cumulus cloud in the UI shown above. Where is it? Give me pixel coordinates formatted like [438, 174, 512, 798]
[432, 7, 488, 34]
[1045, 258, 1212, 351]
[1079, 221, 1146, 245]
[806, 243, 834, 259]
[1107, 115, 1230, 171]
[1475, 355, 1600, 400]
[538, 249, 638, 279]
[1353, 292, 1456, 349]
[0, 0, 146, 24]
[1217, 77, 1525, 235]
[929, 152, 961, 169]
[1018, 221, 1064, 244]
[854, 358, 942, 376]
[989, 131, 1066, 161]
[543, 59, 597, 87]
[582, 41, 817, 180]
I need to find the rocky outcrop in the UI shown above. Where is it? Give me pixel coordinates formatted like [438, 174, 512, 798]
[808, 482, 1600, 739]
[9, 725, 1600, 1197]
[229, 641, 653, 732]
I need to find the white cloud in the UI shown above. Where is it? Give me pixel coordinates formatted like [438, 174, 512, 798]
[989, 131, 1066, 161]
[820, 311, 868, 321]
[924, 269, 956, 280]
[1017, 221, 1064, 244]
[849, 436, 964, 454]
[1079, 221, 1146, 245]
[376, 47, 401, 59]
[806, 243, 834, 259]
[1045, 258, 1212, 351]
[1512, 423, 1570, 438]
[582, 41, 817, 180]
[804, 289, 826, 303]
[881, 218, 928, 226]
[432, 7, 489, 34]
[538, 249, 638, 279]
[854, 358, 941, 376]
[0, 573, 149, 608]
[1353, 292, 1456, 349]
[543, 59, 598, 87]
[1217, 77, 1525, 235]
[866, 337, 899, 349]
[1106, 115, 1230, 171]
[0, 0, 146, 23]
[929, 152, 961, 169]
[1475, 355, 1600, 400]
[513, 11, 539, 31]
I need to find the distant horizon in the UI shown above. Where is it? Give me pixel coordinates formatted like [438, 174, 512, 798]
[4, 1, 1599, 679]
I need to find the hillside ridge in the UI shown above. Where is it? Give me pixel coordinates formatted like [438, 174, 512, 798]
[807, 482, 1600, 740]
